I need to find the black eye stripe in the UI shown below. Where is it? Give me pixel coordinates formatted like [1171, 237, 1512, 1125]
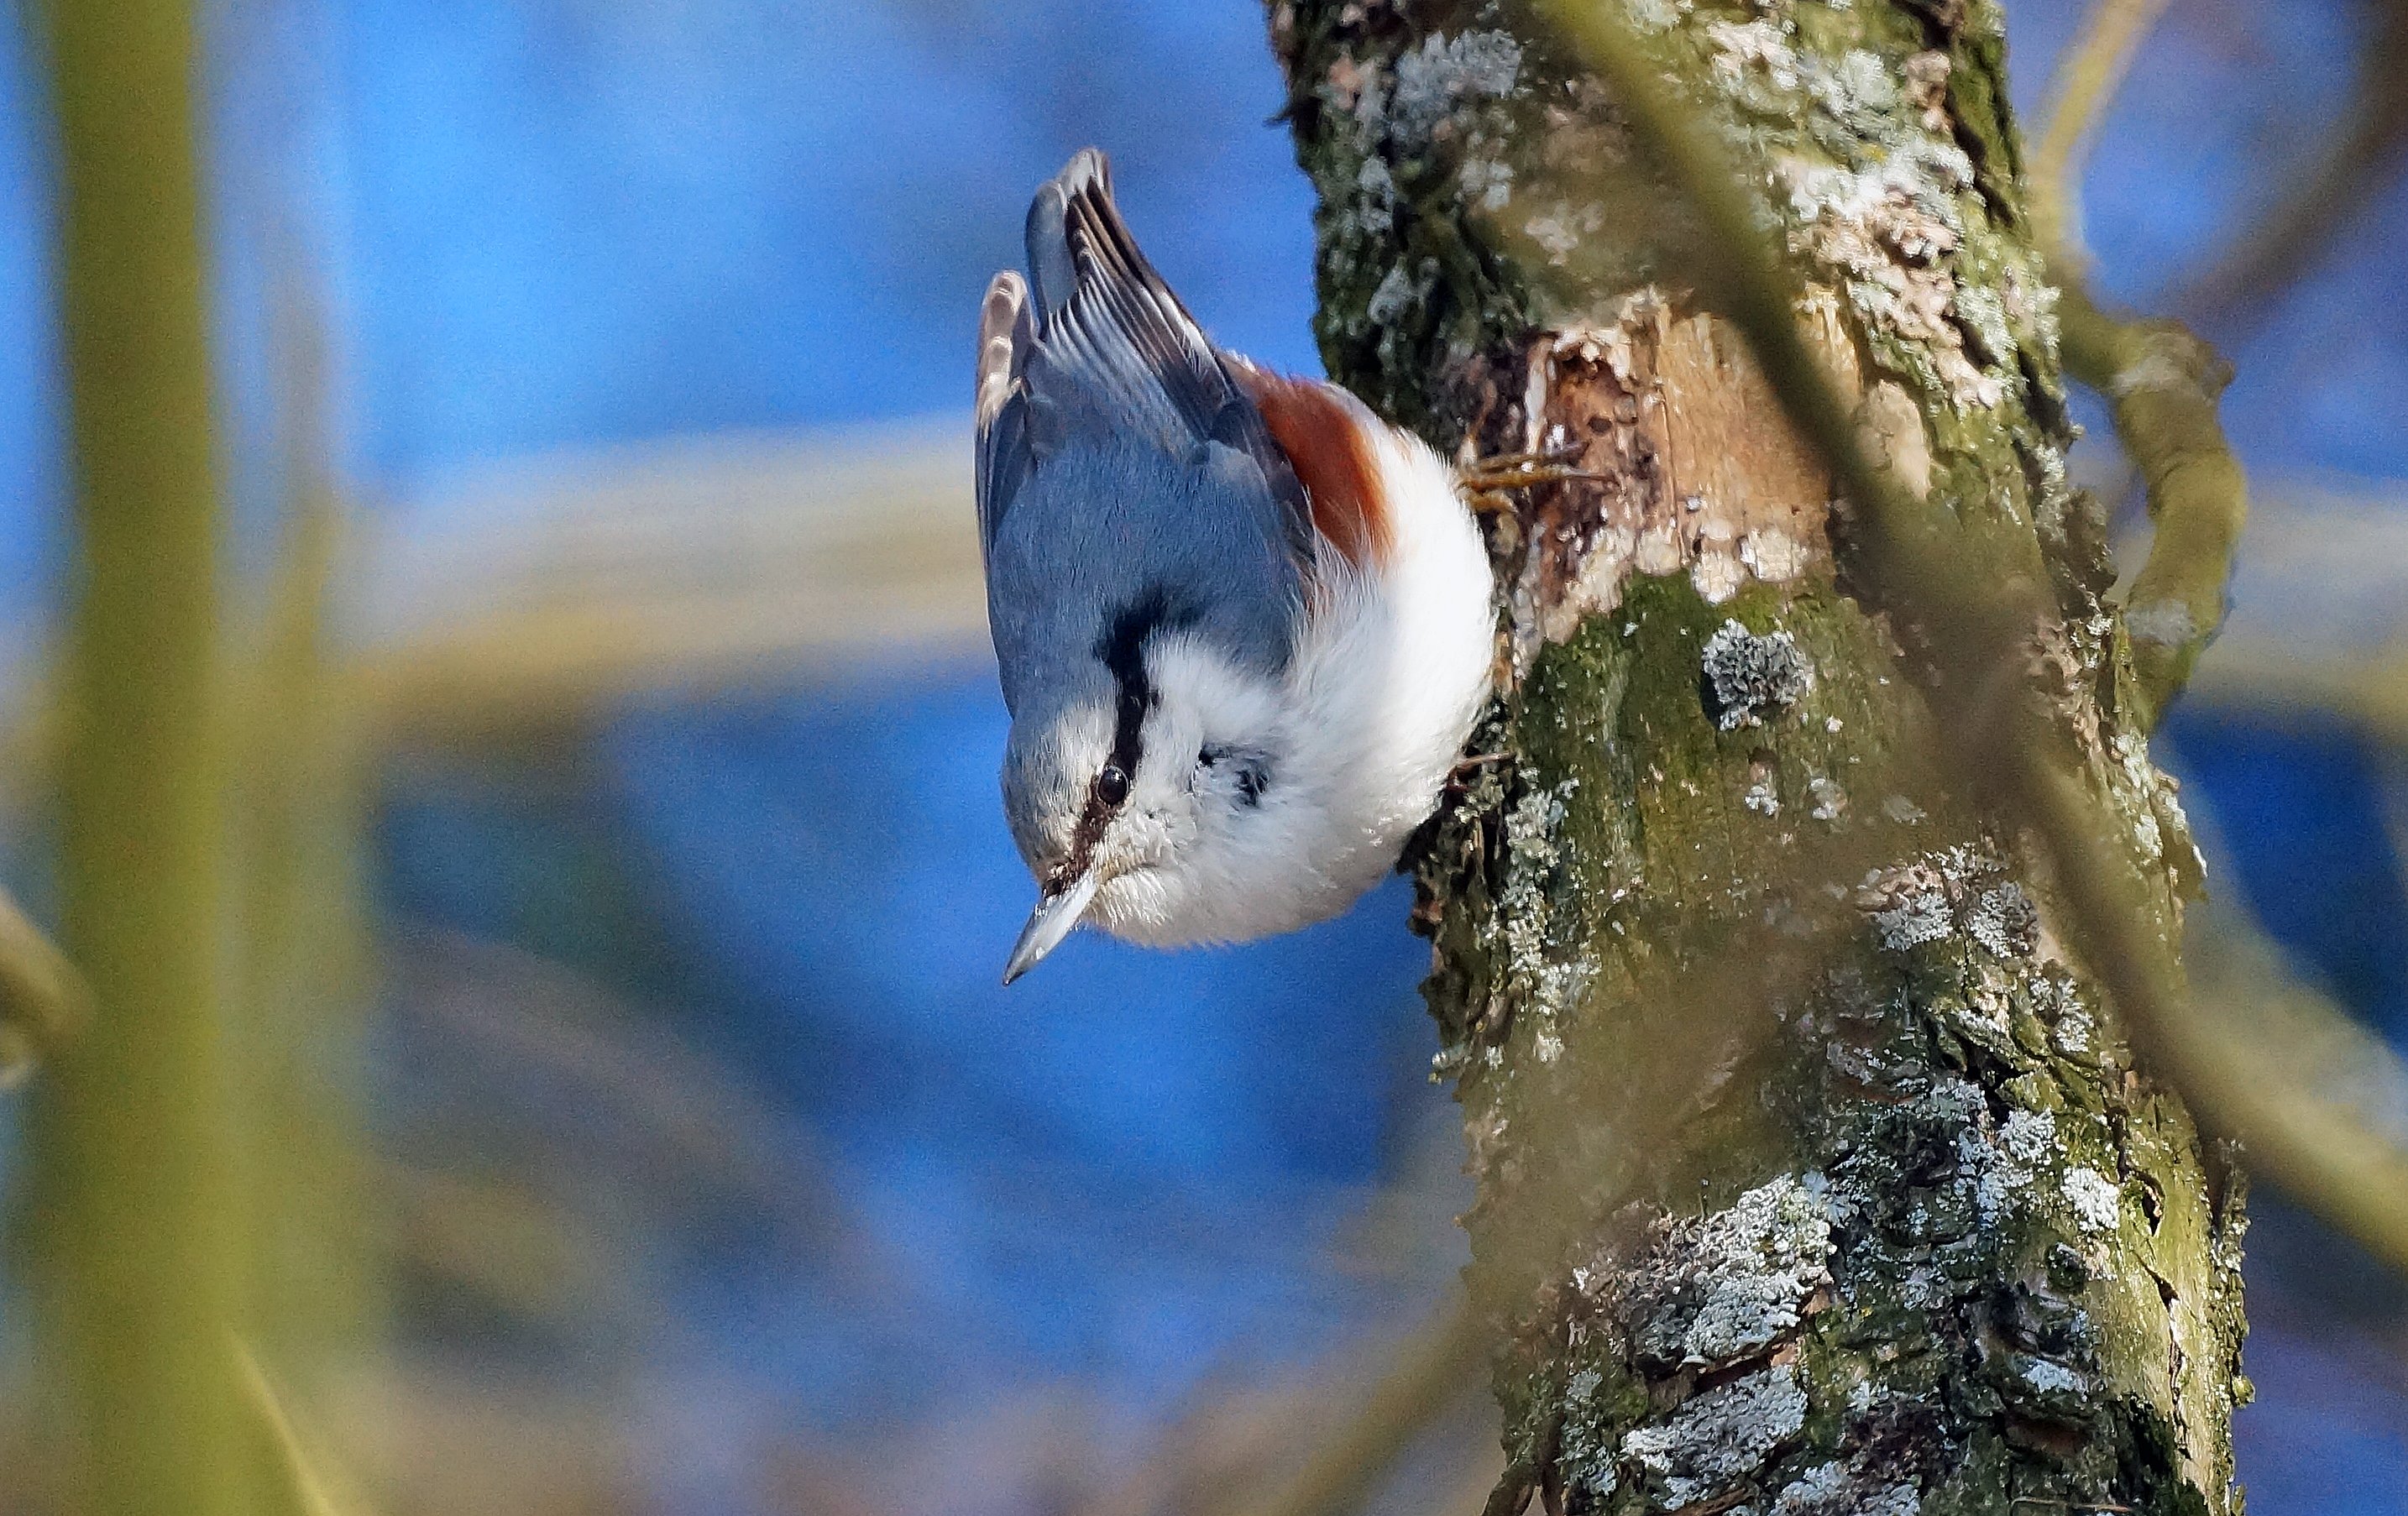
[1088, 586, 1191, 818]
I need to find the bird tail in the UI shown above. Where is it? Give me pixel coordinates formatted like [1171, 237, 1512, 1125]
[1017, 149, 1240, 452]
[1024, 148, 1146, 328]
[1009, 149, 1315, 565]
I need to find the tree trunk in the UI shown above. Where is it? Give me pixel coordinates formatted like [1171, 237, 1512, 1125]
[1268, 4, 2246, 1513]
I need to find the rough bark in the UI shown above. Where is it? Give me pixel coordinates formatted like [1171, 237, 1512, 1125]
[1268, 4, 2246, 1514]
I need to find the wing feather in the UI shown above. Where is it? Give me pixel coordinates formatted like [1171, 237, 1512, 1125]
[974, 270, 1034, 555]
[1012, 149, 1313, 569]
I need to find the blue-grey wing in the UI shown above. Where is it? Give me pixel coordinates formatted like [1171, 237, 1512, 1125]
[974, 148, 1312, 572]
[983, 442, 1307, 719]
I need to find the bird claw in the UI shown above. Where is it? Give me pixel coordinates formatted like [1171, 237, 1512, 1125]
[1442, 751, 1511, 792]
[1457, 447, 1602, 511]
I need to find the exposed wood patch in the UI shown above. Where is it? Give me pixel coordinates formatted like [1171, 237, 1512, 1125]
[1478, 290, 1861, 674]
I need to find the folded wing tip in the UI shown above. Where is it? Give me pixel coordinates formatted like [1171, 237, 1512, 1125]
[976, 271, 1031, 426]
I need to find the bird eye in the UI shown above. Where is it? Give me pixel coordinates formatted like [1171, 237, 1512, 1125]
[1096, 764, 1131, 806]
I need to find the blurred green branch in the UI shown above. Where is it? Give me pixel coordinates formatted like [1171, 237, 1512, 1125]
[1227, 1301, 1487, 1516]
[2029, 0, 2173, 265]
[2186, 895, 2408, 1168]
[2057, 286, 2247, 731]
[223, 253, 382, 1437]
[2013, 753, 2408, 1267]
[34, 1, 254, 1513]
[2025, 0, 2249, 734]
[235, 1338, 379, 1516]
[0, 885, 90, 1089]
[2174, 0, 2408, 335]
[1538, 0, 2408, 1276]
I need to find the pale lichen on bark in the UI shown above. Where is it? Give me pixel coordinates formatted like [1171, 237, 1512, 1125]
[1268, 2, 2246, 1513]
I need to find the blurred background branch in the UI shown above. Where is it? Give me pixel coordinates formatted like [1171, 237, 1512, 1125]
[0, 887, 87, 1090]
[2056, 287, 2247, 731]
[1227, 1301, 1487, 1516]
[2173, 0, 2408, 336]
[236, 1337, 378, 1516]
[2, 0, 2405, 1509]
[0, 422, 983, 783]
[32, 2, 254, 1513]
[2031, 0, 2175, 266]
[354, 421, 983, 745]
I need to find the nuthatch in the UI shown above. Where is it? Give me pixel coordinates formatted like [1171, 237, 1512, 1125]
[978, 149, 1496, 983]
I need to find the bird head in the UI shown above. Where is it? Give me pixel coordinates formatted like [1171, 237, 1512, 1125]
[997, 616, 1289, 982]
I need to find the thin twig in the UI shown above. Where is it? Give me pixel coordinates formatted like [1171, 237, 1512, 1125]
[2029, 0, 2174, 264]
[2056, 282, 2247, 730]
[233, 1336, 380, 1516]
[1537, 0, 2408, 1277]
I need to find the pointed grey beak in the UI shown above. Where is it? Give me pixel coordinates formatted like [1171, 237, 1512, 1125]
[1002, 870, 1101, 985]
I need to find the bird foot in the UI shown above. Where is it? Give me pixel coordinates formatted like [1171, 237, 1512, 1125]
[1442, 752, 1511, 792]
[1457, 447, 1602, 514]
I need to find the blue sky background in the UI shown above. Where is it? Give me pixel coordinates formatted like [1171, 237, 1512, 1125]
[0, 1, 2404, 1510]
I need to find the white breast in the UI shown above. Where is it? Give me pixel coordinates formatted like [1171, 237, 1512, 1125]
[1092, 413, 1497, 946]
